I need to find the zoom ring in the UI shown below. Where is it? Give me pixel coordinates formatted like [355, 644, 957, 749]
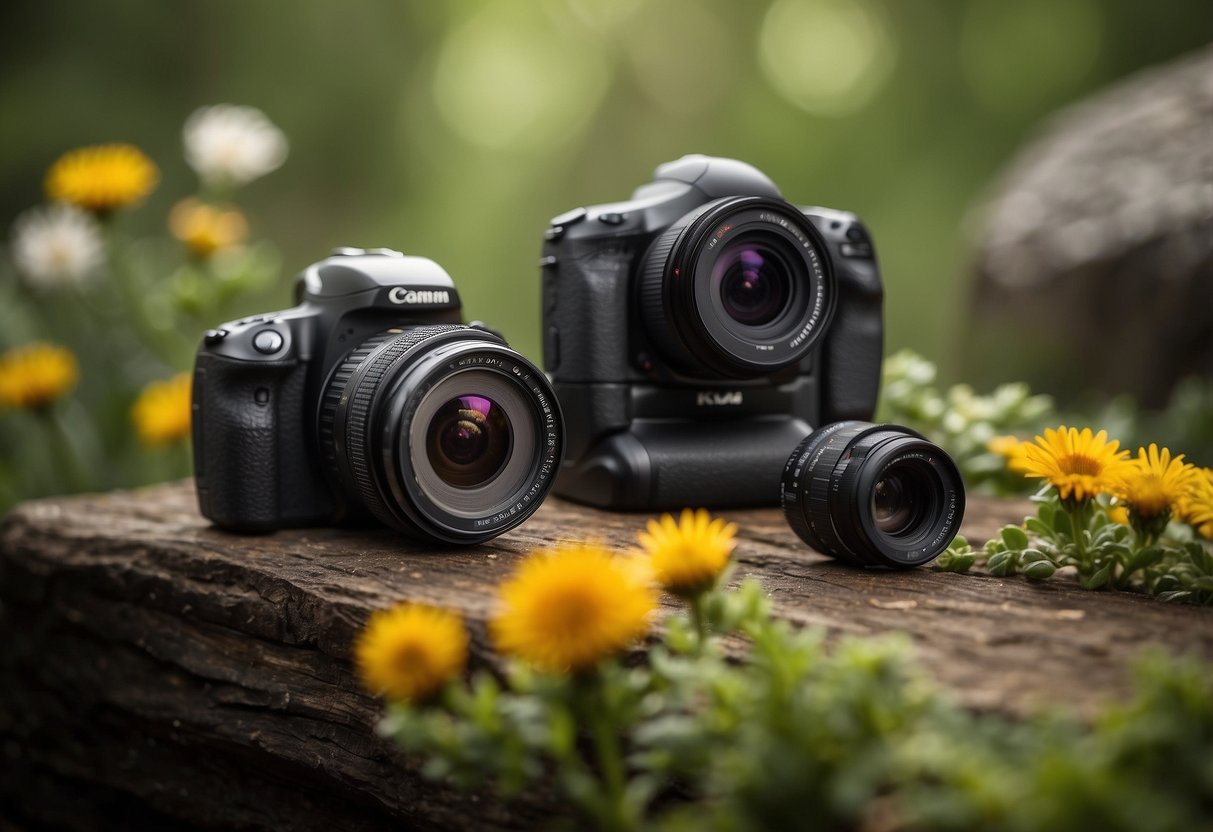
[326, 325, 465, 529]
[637, 220, 687, 369]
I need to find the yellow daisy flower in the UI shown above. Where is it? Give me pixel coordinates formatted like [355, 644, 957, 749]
[355, 603, 468, 704]
[638, 508, 737, 598]
[1107, 504, 1130, 526]
[491, 543, 656, 673]
[1018, 426, 1131, 505]
[1115, 444, 1198, 521]
[131, 373, 192, 446]
[987, 434, 1030, 471]
[0, 343, 79, 410]
[1179, 468, 1213, 540]
[45, 143, 159, 213]
[169, 198, 248, 259]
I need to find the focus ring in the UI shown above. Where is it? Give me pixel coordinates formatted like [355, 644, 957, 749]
[637, 219, 691, 371]
[326, 325, 466, 531]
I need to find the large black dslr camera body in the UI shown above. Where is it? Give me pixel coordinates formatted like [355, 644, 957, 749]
[542, 155, 883, 509]
[193, 248, 563, 544]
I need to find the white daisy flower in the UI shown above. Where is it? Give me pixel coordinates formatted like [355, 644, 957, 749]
[10, 204, 105, 288]
[183, 104, 288, 188]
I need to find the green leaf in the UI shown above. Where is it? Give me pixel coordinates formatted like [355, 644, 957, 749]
[1001, 526, 1030, 551]
[987, 550, 1019, 577]
[1023, 560, 1057, 581]
[1082, 562, 1113, 590]
[1038, 501, 1056, 527]
[936, 549, 976, 573]
[1126, 547, 1163, 573]
[1025, 517, 1053, 538]
[1053, 508, 1074, 536]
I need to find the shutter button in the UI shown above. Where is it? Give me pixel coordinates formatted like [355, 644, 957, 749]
[253, 329, 284, 354]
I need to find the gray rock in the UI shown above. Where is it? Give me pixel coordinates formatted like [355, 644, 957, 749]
[967, 46, 1213, 407]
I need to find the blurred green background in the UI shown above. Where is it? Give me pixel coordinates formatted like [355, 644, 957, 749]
[0, 0, 1210, 507]
[4, 0, 1208, 365]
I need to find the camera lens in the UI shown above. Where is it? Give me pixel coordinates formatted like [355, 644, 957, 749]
[321, 325, 563, 544]
[715, 240, 792, 327]
[780, 422, 964, 568]
[425, 395, 511, 487]
[872, 465, 929, 535]
[638, 196, 836, 378]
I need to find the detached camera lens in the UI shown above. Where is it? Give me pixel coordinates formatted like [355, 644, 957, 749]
[780, 422, 965, 568]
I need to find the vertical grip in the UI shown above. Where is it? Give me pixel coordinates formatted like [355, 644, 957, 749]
[192, 351, 325, 531]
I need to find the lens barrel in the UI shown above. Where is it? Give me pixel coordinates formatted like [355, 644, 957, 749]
[638, 195, 836, 378]
[320, 325, 562, 544]
[780, 421, 964, 568]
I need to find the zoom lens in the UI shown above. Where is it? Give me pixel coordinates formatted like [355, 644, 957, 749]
[321, 325, 563, 544]
[780, 422, 964, 568]
[638, 196, 836, 378]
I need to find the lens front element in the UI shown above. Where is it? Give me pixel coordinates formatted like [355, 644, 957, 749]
[714, 238, 794, 327]
[781, 422, 964, 568]
[426, 394, 512, 488]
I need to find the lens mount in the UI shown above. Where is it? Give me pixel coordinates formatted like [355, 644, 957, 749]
[321, 326, 563, 544]
[639, 196, 836, 378]
[780, 422, 965, 568]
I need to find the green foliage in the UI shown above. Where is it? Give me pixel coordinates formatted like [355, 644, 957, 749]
[940, 490, 1213, 605]
[378, 578, 1213, 830]
[877, 350, 1055, 494]
[0, 128, 283, 511]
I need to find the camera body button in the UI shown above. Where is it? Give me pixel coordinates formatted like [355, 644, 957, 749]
[253, 329, 285, 355]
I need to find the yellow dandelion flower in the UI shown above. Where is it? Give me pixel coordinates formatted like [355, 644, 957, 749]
[1179, 468, 1213, 540]
[1018, 426, 1132, 504]
[638, 508, 737, 597]
[169, 198, 248, 259]
[0, 343, 78, 410]
[45, 143, 159, 213]
[355, 603, 468, 704]
[131, 373, 192, 446]
[491, 543, 656, 673]
[987, 434, 1031, 471]
[1115, 444, 1198, 521]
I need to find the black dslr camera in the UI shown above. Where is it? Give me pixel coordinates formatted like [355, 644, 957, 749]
[542, 155, 883, 509]
[193, 248, 563, 544]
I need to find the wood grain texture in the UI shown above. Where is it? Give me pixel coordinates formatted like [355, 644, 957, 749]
[1, 481, 1209, 830]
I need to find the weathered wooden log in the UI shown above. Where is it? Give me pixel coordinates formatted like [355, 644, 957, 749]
[1, 482, 1209, 830]
[966, 45, 1213, 407]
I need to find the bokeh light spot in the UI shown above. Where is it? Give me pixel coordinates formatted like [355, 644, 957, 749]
[433, 4, 610, 152]
[758, 0, 896, 117]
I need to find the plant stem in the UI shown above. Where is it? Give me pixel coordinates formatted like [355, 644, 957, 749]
[570, 669, 634, 832]
[589, 703, 631, 832]
[689, 595, 709, 656]
[104, 220, 186, 368]
[38, 407, 89, 494]
[1068, 505, 1089, 570]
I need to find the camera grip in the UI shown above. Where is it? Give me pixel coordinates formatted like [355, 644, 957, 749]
[192, 352, 315, 531]
[821, 256, 883, 423]
[543, 246, 635, 383]
[555, 417, 811, 510]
